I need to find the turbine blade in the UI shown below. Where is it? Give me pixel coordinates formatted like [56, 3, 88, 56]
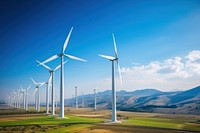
[27, 85, 31, 91]
[63, 27, 73, 53]
[30, 78, 37, 85]
[39, 82, 46, 87]
[39, 54, 59, 65]
[47, 75, 52, 91]
[99, 54, 115, 60]
[112, 33, 118, 58]
[33, 88, 37, 95]
[64, 54, 87, 62]
[117, 60, 123, 89]
[54, 60, 68, 71]
[36, 60, 52, 71]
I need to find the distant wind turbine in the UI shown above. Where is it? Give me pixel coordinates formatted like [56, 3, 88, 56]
[20, 85, 26, 109]
[13, 90, 17, 108]
[93, 88, 97, 110]
[33, 87, 38, 111]
[99, 34, 123, 123]
[20, 85, 31, 110]
[38, 27, 87, 118]
[31, 78, 45, 112]
[16, 90, 20, 108]
[75, 86, 78, 109]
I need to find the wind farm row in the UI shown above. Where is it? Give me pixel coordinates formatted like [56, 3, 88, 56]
[7, 27, 122, 123]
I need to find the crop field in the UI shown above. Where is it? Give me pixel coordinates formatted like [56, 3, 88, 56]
[0, 105, 200, 133]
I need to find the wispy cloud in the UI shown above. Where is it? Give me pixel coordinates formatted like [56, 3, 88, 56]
[121, 50, 200, 91]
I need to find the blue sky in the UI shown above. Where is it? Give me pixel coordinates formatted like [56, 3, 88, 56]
[0, 0, 200, 102]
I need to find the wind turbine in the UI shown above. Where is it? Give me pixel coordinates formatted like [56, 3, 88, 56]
[31, 78, 45, 112]
[33, 88, 38, 111]
[16, 90, 21, 108]
[36, 60, 67, 115]
[8, 94, 14, 107]
[11, 93, 15, 107]
[20, 85, 31, 110]
[8, 95, 12, 106]
[99, 34, 123, 123]
[38, 27, 87, 118]
[12, 90, 17, 108]
[20, 86, 26, 109]
[75, 86, 78, 109]
[9, 94, 13, 107]
[93, 88, 97, 110]
[25, 85, 31, 110]
[81, 91, 84, 108]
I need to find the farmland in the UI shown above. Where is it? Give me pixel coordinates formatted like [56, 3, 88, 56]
[0, 105, 200, 133]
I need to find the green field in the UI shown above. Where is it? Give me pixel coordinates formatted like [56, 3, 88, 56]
[0, 115, 103, 126]
[127, 117, 200, 131]
[0, 107, 200, 133]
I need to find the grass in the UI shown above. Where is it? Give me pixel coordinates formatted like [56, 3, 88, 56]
[127, 117, 200, 132]
[0, 115, 103, 127]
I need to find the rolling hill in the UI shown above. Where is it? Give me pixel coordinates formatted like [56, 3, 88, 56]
[65, 86, 200, 115]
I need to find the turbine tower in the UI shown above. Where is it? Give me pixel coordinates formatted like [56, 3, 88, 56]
[38, 27, 87, 118]
[93, 88, 97, 110]
[13, 90, 17, 108]
[75, 86, 78, 109]
[31, 78, 45, 112]
[36, 60, 67, 115]
[33, 87, 38, 111]
[99, 34, 122, 123]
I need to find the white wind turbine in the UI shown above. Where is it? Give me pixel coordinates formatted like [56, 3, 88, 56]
[38, 27, 87, 118]
[20, 85, 31, 110]
[99, 34, 123, 123]
[8, 95, 12, 106]
[18, 93, 23, 108]
[12, 90, 18, 108]
[31, 78, 45, 112]
[16, 90, 21, 108]
[75, 86, 78, 109]
[36, 60, 67, 115]
[25, 85, 31, 110]
[20, 86, 26, 109]
[33, 88, 38, 111]
[9, 94, 14, 107]
[10, 93, 14, 107]
[12, 90, 16, 107]
[12, 90, 17, 108]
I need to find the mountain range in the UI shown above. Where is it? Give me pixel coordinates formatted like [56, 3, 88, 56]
[65, 86, 200, 115]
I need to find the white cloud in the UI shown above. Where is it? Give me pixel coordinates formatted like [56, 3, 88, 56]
[120, 50, 200, 91]
[186, 50, 200, 62]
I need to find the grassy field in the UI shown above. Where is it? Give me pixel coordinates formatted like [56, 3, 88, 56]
[0, 105, 200, 133]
